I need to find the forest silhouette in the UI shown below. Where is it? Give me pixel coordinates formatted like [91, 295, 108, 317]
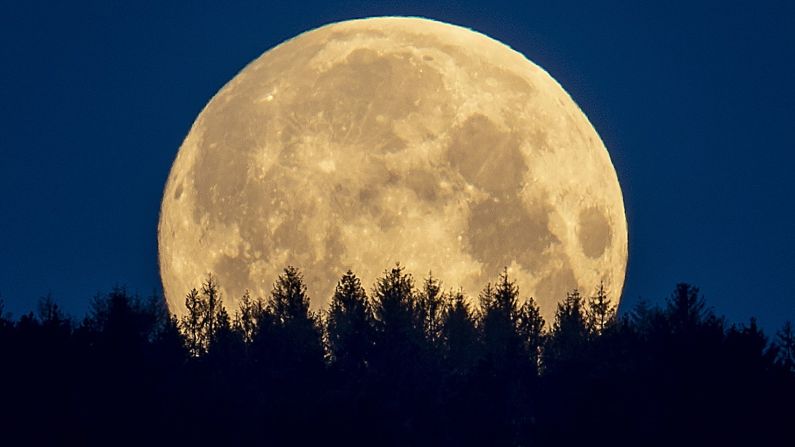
[1, 266, 793, 446]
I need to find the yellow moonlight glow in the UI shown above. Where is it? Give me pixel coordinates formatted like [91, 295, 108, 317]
[158, 17, 628, 321]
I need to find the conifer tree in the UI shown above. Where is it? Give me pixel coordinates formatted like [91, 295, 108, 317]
[179, 274, 228, 356]
[546, 289, 588, 367]
[666, 283, 708, 333]
[327, 270, 374, 373]
[264, 266, 324, 371]
[726, 318, 776, 371]
[211, 307, 233, 347]
[208, 305, 245, 365]
[492, 268, 521, 319]
[479, 270, 523, 368]
[372, 264, 418, 333]
[587, 282, 616, 336]
[371, 264, 422, 371]
[0, 298, 10, 342]
[776, 321, 795, 372]
[517, 297, 545, 373]
[630, 298, 652, 329]
[442, 291, 479, 374]
[37, 293, 67, 329]
[182, 288, 204, 356]
[87, 288, 158, 356]
[417, 272, 445, 348]
[234, 289, 264, 344]
[200, 273, 223, 342]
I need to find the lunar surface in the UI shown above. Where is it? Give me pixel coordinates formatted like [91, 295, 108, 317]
[158, 17, 628, 321]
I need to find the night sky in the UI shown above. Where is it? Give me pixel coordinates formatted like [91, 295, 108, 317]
[1, 1, 793, 329]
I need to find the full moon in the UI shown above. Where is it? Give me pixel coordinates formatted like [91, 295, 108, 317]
[158, 17, 628, 321]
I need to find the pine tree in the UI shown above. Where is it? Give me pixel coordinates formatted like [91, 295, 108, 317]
[776, 321, 795, 372]
[726, 318, 776, 371]
[200, 273, 223, 343]
[327, 270, 374, 373]
[442, 291, 479, 375]
[208, 305, 245, 364]
[478, 282, 496, 315]
[234, 289, 264, 344]
[0, 297, 7, 323]
[493, 268, 521, 319]
[417, 272, 445, 348]
[666, 283, 707, 333]
[476, 271, 537, 444]
[372, 264, 418, 335]
[587, 282, 616, 336]
[270, 267, 310, 322]
[517, 297, 545, 373]
[182, 288, 204, 356]
[371, 264, 423, 372]
[211, 306, 233, 347]
[179, 274, 228, 356]
[0, 298, 10, 340]
[479, 269, 523, 368]
[87, 287, 159, 356]
[37, 293, 67, 329]
[245, 266, 324, 444]
[546, 289, 588, 367]
[265, 266, 324, 370]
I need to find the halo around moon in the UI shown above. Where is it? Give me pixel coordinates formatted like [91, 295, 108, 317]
[158, 17, 628, 321]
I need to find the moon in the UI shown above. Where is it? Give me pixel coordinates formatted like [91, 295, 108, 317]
[158, 17, 628, 322]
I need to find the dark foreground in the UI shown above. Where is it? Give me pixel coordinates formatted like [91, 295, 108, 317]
[1, 266, 793, 446]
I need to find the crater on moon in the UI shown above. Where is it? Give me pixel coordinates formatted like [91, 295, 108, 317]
[158, 17, 628, 322]
[578, 206, 612, 259]
[466, 196, 557, 277]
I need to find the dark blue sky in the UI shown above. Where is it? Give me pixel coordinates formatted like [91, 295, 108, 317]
[1, 1, 793, 328]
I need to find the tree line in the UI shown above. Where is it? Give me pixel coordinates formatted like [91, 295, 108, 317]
[1, 265, 793, 446]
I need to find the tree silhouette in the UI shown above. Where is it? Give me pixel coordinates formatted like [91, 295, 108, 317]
[441, 290, 479, 375]
[545, 289, 588, 369]
[479, 269, 525, 369]
[200, 273, 223, 340]
[180, 274, 227, 356]
[207, 305, 243, 362]
[0, 297, 8, 322]
[417, 272, 445, 348]
[726, 318, 778, 375]
[0, 297, 10, 345]
[517, 297, 545, 373]
[37, 293, 68, 330]
[0, 269, 793, 446]
[86, 288, 159, 355]
[777, 321, 795, 372]
[254, 266, 324, 373]
[476, 269, 539, 444]
[234, 289, 263, 344]
[182, 288, 204, 356]
[586, 282, 615, 335]
[252, 266, 325, 444]
[371, 264, 422, 370]
[369, 264, 441, 443]
[326, 270, 374, 375]
[666, 282, 709, 333]
[479, 269, 543, 376]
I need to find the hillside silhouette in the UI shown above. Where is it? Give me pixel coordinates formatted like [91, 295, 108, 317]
[1, 266, 793, 446]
